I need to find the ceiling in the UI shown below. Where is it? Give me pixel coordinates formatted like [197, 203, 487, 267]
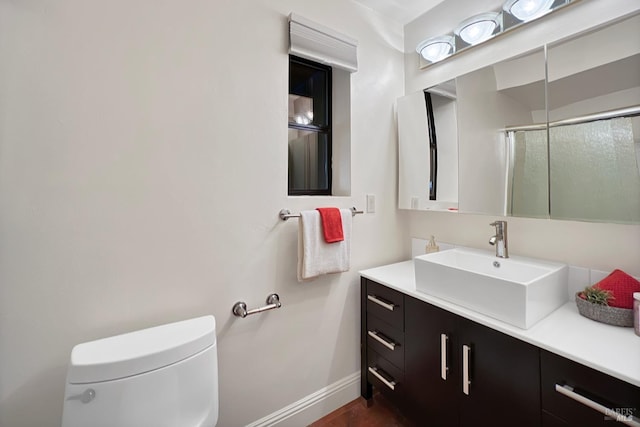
[352, 0, 447, 25]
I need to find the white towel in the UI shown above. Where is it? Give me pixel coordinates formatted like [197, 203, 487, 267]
[297, 209, 352, 282]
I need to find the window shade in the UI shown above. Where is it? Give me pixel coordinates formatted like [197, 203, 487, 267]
[289, 13, 358, 73]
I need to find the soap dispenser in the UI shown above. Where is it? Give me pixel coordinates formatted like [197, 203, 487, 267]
[425, 235, 440, 254]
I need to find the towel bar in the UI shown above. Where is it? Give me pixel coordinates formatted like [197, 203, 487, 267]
[232, 294, 282, 318]
[279, 207, 363, 221]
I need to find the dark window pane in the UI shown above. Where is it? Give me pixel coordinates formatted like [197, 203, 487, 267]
[288, 129, 330, 193]
[289, 57, 329, 128]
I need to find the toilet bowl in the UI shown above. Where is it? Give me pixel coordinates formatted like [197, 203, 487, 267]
[61, 315, 218, 427]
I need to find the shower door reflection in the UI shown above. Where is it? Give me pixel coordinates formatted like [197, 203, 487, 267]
[508, 112, 640, 224]
[549, 116, 640, 223]
[508, 128, 549, 219]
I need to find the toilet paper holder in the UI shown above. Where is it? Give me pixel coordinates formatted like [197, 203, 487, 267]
[232, 294, 282, 318]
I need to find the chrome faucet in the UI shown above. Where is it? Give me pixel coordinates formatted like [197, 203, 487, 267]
[489, 221, 509, 258]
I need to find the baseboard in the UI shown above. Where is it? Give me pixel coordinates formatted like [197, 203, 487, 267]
[245, 372, 360, 427]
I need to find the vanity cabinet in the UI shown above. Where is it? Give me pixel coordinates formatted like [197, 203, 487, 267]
[362, 276, 640, 427]
[361, 277, 540, 426]
[540, 350, 640, 426]
[403, 294, 541, 427]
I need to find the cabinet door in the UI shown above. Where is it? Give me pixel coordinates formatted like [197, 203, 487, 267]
[405, 296, 459, 427]
[457, 318, 541, 427]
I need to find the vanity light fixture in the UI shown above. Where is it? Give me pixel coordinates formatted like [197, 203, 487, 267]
[416, 35, 455, 63]
[415, 0, 572, 68]
[455, 12, 501, 45]
[503, 0, 556, 22]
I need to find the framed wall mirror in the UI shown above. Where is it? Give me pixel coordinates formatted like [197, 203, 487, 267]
[398, 12, 640, 224]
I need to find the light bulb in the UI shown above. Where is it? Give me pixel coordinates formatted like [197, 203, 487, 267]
[455, 13, 500, 45]
[503, 0, 556, 22]
[416, 36, 455, 63]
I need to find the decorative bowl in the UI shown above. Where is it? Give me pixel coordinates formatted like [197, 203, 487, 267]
[575, 293, 633, 327]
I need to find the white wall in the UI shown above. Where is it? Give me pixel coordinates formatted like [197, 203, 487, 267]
[0, 1, 407, 426]
[404, 1, 640, 276]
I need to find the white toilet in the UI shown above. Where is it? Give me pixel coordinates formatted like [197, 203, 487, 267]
[61, 315, 218, 427]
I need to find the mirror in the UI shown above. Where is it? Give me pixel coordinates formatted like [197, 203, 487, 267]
[398, 80, 459, 211]
[507, 14, 640, 223]
[398, 48, 546, 215]
[545, 15, 640, 223]
[457, 48, 546, 216]
[398, 13, 640, 224]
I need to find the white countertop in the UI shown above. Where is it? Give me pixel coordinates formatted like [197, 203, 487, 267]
[360, 260, 640, 387]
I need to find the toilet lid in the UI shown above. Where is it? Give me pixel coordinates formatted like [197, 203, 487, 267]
[67, 315, 216, 384]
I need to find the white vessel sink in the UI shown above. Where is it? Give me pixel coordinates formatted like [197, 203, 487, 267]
[414, 247, 568, 329]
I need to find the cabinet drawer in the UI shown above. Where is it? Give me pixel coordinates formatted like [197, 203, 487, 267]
[366, 314, 404, 370]
[367, 348, 404, 395]
[364, 278, 404, 330]
[541, 350, 640, 426]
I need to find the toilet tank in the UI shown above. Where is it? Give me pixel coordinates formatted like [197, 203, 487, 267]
[62, 315, 218, 427]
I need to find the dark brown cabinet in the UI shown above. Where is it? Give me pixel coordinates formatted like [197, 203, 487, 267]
[403, 294, 541, 427]
[456, 315, 541, 427]
[541, 350, 640, 426]
[403, 295, 459, 426]
[361, 278, 406, 409]
[362, 277, 640, 427]
[362, 278, 540, 426]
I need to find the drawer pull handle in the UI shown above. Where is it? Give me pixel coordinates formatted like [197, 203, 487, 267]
[367, 330, 396, 351]
[367, 294, 396, 311]
[441, 334, 449, 380]
[462, 344, 471, 395]
[368, 366, 396, 391]
[555, 384, 640, 427]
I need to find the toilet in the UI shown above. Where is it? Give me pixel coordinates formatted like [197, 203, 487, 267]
[61, 315, 218, 427]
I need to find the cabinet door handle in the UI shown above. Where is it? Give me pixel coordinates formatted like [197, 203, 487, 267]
[462, 344, 471, 395]
[555, 384, 640, 427]
[367, 330, 396, 351]
[441, 334, 449, 380]
[368, 366, 396, 391]
[367, 294, 396, 311]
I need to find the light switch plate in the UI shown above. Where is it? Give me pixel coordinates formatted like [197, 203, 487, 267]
[366, 194, 375, 213]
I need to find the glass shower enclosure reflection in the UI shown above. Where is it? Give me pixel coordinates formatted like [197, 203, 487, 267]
[507, 111, 640, 224]
[550, 115, 640, 223]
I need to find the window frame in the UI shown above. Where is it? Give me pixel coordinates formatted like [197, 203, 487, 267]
[288, 55, 332, 196]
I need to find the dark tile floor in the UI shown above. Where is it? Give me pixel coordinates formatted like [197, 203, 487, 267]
[308, 393, 414, 427]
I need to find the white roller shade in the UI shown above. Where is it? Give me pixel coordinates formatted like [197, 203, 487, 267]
[289, 13, 358, 73]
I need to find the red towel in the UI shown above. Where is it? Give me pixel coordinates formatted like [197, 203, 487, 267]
[594, 269, 640, 309]
[316, 207, 344, 243]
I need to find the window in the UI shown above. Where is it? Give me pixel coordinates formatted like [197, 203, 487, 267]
[288, 55, 332, 195]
